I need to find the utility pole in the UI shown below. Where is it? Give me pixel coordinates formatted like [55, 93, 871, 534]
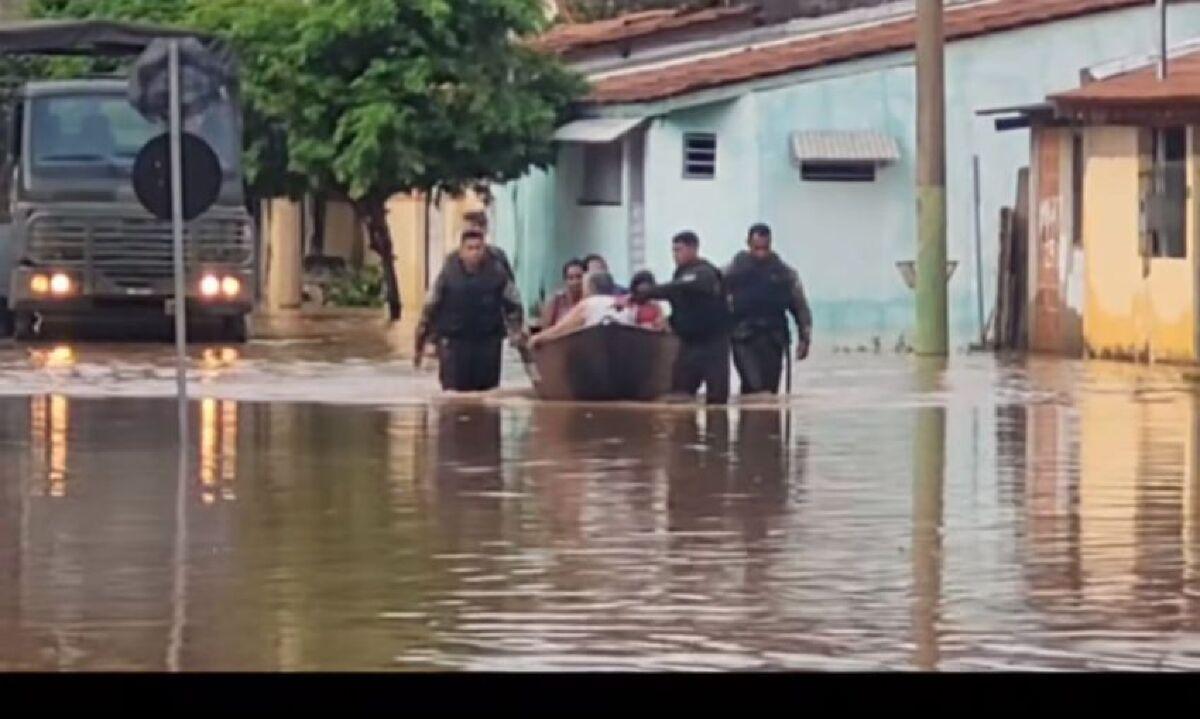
[915, 0, 948, 356]
[1157, 0, 1168, 80]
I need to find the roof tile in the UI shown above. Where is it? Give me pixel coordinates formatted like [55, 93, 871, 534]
[588, 0, 1160, 105]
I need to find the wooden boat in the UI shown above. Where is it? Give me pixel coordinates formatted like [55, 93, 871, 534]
[530, 322, 680, 401]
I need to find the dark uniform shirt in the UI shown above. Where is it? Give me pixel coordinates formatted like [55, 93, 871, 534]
[418, 253, 524, 343]
[643, 258, 730, 341]
[724, 251, 812, 347]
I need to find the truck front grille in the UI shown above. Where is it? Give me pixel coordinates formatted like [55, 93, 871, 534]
[26, 213, 253, 288]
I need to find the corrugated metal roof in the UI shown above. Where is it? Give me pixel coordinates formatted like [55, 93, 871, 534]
[589, 0, 1169, 105]
[790, 130, 901, 163]
[554, 116, 644, 143]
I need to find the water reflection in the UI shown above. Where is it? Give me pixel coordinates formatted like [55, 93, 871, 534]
[28, 395, 70, 498]
[911, 360, 945, 671]
[5, 356, 1200, 669]
[199, 399, 239, 504]
[28, 345, 76, 370]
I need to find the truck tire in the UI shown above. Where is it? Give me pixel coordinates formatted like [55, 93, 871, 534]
[0, 303, 11, 337]
[221, 315, 248, 344]
[12, 311, 37, 341]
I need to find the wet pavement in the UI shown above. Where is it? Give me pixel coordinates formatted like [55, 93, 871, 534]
[3, 332, 1200, 670]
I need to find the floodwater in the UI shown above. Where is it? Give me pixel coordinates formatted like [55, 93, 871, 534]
[3, 333, 1200, 670]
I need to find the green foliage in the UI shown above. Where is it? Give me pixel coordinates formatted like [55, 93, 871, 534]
[324, 265, 385, 309]
[32, 0, 587, 204]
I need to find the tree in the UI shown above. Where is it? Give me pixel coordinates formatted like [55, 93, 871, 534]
[32, 0, 586, 321]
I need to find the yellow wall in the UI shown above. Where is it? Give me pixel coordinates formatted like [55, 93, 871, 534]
[1077, 364, 1198, 608]
[261, 190, 486, 344]
[1082, 126, 1197, 363]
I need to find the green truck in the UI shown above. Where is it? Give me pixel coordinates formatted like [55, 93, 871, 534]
[0, 20, 255, 341]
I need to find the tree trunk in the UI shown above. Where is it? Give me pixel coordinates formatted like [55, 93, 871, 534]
[357, 198, 402, 322]
[309, 194, 327, 257]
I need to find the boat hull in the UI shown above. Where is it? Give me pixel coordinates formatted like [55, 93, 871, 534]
[531, 323, 680, 401]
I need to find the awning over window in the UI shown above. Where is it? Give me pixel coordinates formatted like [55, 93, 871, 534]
[554, 117, 644, 144]
[789, 130, 901, 164]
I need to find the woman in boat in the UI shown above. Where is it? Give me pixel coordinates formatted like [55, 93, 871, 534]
[530, 271, 634, 349]
[540, 258, 587, 330]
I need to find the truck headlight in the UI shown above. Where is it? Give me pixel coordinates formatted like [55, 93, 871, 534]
[200, 274, 221, 298]
[30, 274, 50, 295]
[221, 276, 241, 298]
[49, 273, 73, 296]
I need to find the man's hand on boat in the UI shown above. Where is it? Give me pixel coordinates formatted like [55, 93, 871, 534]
[511, 329, 533, 351]
[414, 324, 431, 369]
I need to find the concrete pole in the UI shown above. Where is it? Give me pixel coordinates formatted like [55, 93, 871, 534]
[1158, 0, 1168, 80]
[915, 0, 948, 356]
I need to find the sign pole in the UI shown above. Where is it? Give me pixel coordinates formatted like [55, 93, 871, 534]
[169, 39, 189, 440]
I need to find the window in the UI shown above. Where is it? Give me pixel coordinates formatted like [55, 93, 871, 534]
[1142, 126, 1187, 259]
[579, 140, 623, 205]
[801, 161, 877, 182]
[1071, 132, 1084, 248]
[28, 93, 239, 179]
[683, 132, 716, 179]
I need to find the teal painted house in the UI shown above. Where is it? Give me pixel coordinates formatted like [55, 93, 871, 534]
[494, 0, 1200, 348]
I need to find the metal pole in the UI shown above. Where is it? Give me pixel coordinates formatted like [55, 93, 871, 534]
[916, 0, 948, 356]
[167, 37, 189, 673]
[169, 40, 189, 433]
[972, 155, 985, 346]
[1158, 0, 1168, 81]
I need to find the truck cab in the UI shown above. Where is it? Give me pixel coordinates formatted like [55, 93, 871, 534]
[0, 78, 254, 341]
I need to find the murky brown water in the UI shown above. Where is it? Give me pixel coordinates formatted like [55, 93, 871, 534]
[3, 336, 1200, 670]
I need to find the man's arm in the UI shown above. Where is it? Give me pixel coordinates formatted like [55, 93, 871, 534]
[500, 274, 526, 341]
[642, 265, 721, 302]
[415, 271, 447, 352]
[531, 301, 586, 346]
[786, 267, 813, 353]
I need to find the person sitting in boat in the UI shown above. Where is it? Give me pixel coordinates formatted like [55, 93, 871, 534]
[583, 254, 628, 294]
[540, 258, 587, 330]
[624, 270, 667, 331]
[529, 271, 634, 349]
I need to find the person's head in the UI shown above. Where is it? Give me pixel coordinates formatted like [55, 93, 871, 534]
[583, 271, 617, 298]
[747, 223, 772, 260]
[672, 231, 700, 266]
[583, 254, 608, 274]
[458, 228, 487, 269]
[562, 258, 586, 296]
[630, 270, 656, 298]
[463, 210, 489, 235]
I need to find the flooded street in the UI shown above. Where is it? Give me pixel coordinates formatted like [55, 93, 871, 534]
[3, 334, 1200, 670]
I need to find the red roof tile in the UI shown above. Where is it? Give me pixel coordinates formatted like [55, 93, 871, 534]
[1052, 49, 1200, 106]
[531, 4, 756, 55]
[589, 0, 1160, 105]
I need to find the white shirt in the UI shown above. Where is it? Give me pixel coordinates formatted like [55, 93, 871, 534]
[578, 295, 635, 327]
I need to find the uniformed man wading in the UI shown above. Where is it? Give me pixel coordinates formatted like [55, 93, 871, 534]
[416, 228, 525, 392]
[636, 231, 731, 405]
[725, 223, 812, 396]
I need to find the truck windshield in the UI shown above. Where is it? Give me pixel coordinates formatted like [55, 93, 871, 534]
[29, 92, 239, 176]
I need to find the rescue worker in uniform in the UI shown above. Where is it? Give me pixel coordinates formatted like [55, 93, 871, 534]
[724, 223, 812, 396]
[463, 210, 515, 281]
[415, 228, 526, 392]
[635, 231, 731, 405]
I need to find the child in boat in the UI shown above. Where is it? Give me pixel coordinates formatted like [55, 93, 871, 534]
[529, 271, 634, 348]
[625, 270, 667, 331]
